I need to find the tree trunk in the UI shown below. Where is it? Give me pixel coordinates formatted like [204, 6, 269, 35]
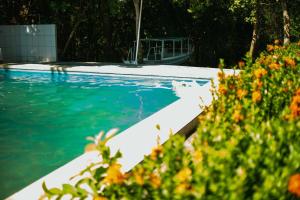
[133, 0, 140, 37]
[249, 0, 260, 59]
[62, 19, 83, 59]
[249, 22, 258, 59]
[281, 0, 290, 45]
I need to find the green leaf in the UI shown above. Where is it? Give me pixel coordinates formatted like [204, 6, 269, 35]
[48, 188, 62, 195]
[75, 178, 98, 194]
[42, 181, 61, 195]
[76, 187, 88, 197]
[94, 167, 106, 179]
[42, 181, 49, 194]
[62, 184, 77, 195]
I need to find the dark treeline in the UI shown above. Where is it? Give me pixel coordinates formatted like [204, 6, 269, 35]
[0, 0, 299, 67]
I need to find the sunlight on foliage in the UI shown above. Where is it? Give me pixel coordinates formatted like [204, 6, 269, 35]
[43, 42, 300, 199]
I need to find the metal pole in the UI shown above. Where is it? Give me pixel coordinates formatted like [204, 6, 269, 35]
[134, 0, 143, 65]
[173, 40, 175, 57]
[188, 39, 190, 54]
[181, 39, 183, 54]
[161, 40, 164, 59]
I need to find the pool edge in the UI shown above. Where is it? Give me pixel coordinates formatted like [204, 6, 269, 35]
[4, 64, 237, 200]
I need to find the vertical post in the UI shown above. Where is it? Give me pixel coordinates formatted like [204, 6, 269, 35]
[188, 39, 190, 54]
[155, 42, 158, 60]
[181, 39, 183, 54]
[161, 40, 164, 59]
[173, 40, 175, 57]
[134, 0, 143, 65]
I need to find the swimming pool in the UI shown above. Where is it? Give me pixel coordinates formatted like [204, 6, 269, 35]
[0, 69, 208, 198]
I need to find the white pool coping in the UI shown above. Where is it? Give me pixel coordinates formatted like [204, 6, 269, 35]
[2, 63, 223, 79]
[2, 63, 236, 200]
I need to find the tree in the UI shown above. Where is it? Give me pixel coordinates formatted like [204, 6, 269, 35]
[249, 0, 260, 58]
[281, 0, 290, 45]
[229, 0, 262, 59]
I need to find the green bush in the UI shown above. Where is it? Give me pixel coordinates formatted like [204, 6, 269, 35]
[42, 42, 300, 200]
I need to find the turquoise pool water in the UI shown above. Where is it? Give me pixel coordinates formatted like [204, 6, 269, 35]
[0, 69, 207, 198]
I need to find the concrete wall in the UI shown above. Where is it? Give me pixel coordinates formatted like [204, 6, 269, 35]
[0, 24, 57, 62]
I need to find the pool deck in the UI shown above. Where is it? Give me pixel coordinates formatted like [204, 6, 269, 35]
[1, 62, 234, 79]
[1, 63, 237, 200]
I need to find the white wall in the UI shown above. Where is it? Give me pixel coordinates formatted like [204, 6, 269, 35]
[0, 24, 57, 62]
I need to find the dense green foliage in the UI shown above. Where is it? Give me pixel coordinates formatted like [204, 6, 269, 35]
[43, 42, 300, 199]
[1, 0, 299, 66]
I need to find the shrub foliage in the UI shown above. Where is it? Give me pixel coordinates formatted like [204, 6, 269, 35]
[42, 42, 300, 199]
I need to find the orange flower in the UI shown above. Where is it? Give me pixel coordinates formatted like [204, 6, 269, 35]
[288, 174, 300, 197]
[296, 88, 300, 96]
[133, 167, 144, 185]
[102, 163, 126, 185]
[175, 183, 190, 194]
[290, 95, 300, 119]
[267, 45, 274, 52]
[218, 84, 227, 95]
[262, 56, 272, 66]
[150, 173, 161, 188]
[232, 110, 244, 123]
[218, 71, 225, 80]
[254, 68, 268, 79]
[134, 173, 144, 185]
[150, 145, 163, 160]
[257, 80, 263, 88]
[175, 168, 192, 183]
[252, 79, 263, 89]
[269, 63, 281, 70]
[252, 90, 262, 103]
[238, 61, 245, 68]
[237, 89, 248, 100]
[284, 57, 296, 68]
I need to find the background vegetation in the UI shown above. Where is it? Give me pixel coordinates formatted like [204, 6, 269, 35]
[0, 0, 299, 66]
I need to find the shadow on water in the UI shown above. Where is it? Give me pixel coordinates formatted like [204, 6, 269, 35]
[0, 64, 12, 80]
[1, 64, 11, 72]
[50, 65, 68, 74]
